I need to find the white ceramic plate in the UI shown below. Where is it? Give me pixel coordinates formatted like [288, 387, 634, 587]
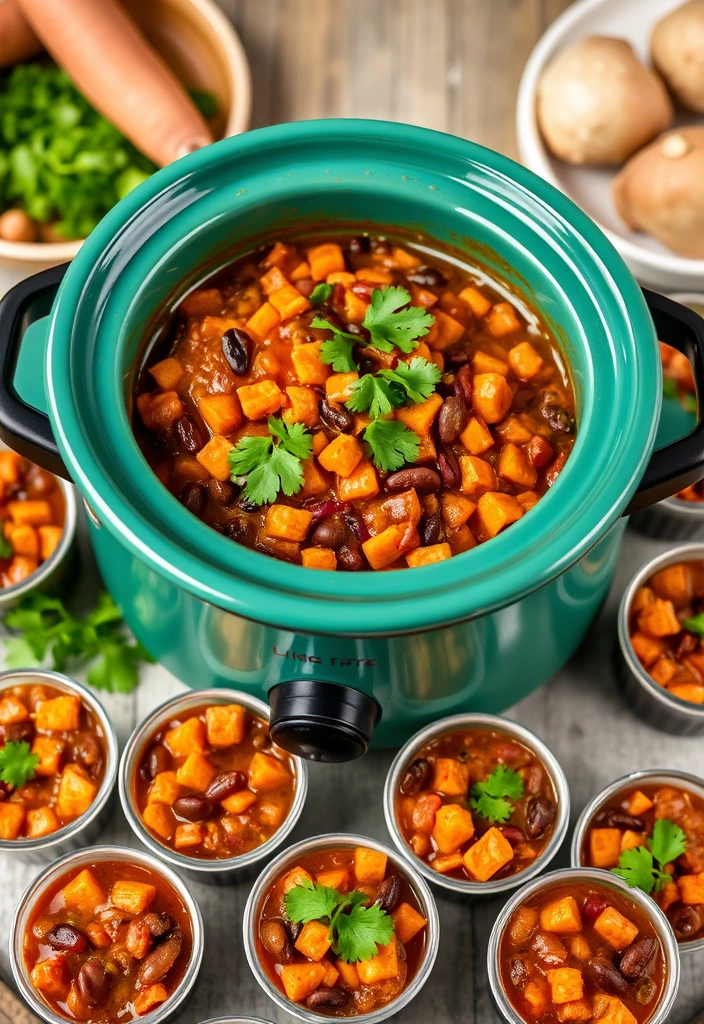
[517, 0, 704, 291]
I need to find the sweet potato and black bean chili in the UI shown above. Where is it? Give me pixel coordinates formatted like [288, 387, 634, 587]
[256, 846, 427, 1016]
[629, 560, 704, 706]
[134, 701, 295, 859]
[581, 781, 704, 944]
[133, 234, 576, 569]
[500, 881, 666, 1024]
[0, 683, 106, 841]
[0, 450, 64, 587]
[395, 727, 557, 882]
[24, 860, 192, 1021]
[659, 341, 703, 502]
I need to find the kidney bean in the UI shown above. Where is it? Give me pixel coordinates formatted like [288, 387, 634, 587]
[527, 435, 553, 468]
[498, 826, 525, 846]
[586, 955, 628, 995]
[126, 919, 152, 959]
[676, 630, 699, 659]
[46, 923, 88, 954]
[74, 733, 102, 771]
[385, 467, 441, 494]
[509, 956, 530, 989]
[143, 912, 173, 939]
[308, 498, 349, 523]
[347, 236, 371, 255]
[173, 795, 212, 821]
[306, 988, 349, 1010]
[454, 364, 473, 406]
[137, 930, 182, 986]
[521, 765, 544, 795]
[140, 743, 170, 782]
[351, 281, 375, 302]
[338, 545, 364, 571]
[582, 893, 610, 925]
[175, 414, 203, 454]
[599, 810, 645, 831]
[445, 348, 470, 367]
[224, 518, 248, 543]
[25, 469, 55, 499]
[419, 511, 441, 547]
[437, 447, 460, 488]
[671, 903, 704, 940]
[407, 266, 447, 288]
[400, 758, 430, 795]
[344, 508, 370, 543]
[545, 451, 568, 487]
[374, 873, 402, 912]
[525, 797, 555, 838]
[284, 919, 302, 943]
[180, 481, 208, 518]
[222, 328, 253, 375]
[3, 720, 35, 744]
[209, 478, 235, 504]
[320, 397, 354, 434]
[531, 932, 567, 966]
[309, 518, 346, 549]
[541, 402, 574, 434]
[619, 937, 656, 978]
[438, 396, 467, 445]
[78, 960, 112, 1006]
[238, 496, 260, 514]
[260, 918, 293, 963]
[205, 770, 246, 803]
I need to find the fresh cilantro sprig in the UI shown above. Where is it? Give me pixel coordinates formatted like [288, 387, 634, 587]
[312, 316, 361, 374]
[612, 818, 687, 894]
[228, 416, 313, 507]
[470, 765, 524, 824]
[285, 880, 394, 963]
[0, 740, 39, 789]
[683, 612, 704, 637]
[0, 526, 12, 560]
[309, 283, 333, 307]
[3, 592, 153, 694]
[362, 286, 434, 354]
[363, 420, 419, 472]
[347, 358, 441, 418]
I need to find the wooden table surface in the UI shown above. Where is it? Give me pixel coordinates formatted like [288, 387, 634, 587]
[2, 2, 704, 1023]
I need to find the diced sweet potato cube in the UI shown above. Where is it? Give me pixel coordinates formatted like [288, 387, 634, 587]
[650, 563, 694, 601]
[638, 598, 681, 638]
[486, 302, 521, 337]
[26, 806, 61, 838]
[592, 994, 637, 1024]
[509, 341, 543, 380]
[292, 342, 330, 386]
[174, 822, 205, 848]
[508, 906, 539, 944]
[299, 459, 329, 499]
[0, 802, 26, 839]
[426, 310, 464, 350]
[556, 998, 592, 1022]
[62, 869, 106, 913]
[441, 492, 476, 530]
[11, 524, 38, 559]
[56, 764, 98, 819]
[318, 434, 364, 478]
[354, 846, 388, 885]
[196, 435, 234, 482]
[281, 962, 327, 1002]
[669, 682, 704, 703]
[498, 443, 537, 488]
[0, 450, 20, 484]
[432, 854, 465, 878]
[308, 243, 345, 281]
[245, 301, 280, 341]
[176, 753, 216, 791]
[589, 828, 623, 869]
[356, 266, 393, 285]
[459, 286, 492, 317]
[523, 980, 550, 1015]
[249, 751, 291, 791]
[620, 831, 645, 855]
[627, 790, 654, 816]
[498, 415, 534, 443]
[149, 357, 183, 390]
[327, 271, 356, 286]
[143, 802, 175, 840]
[148, 771, 182, 806]
[405, 543, 452, 567]
[336, 959, 360, 989]
[547, 967, 584, 1005]
[389, 903, 427, 949]
[539, 896, 582, 934]
[462, 826, 514, 881]
[317, 867, 350, 891]
[111, 880, 157, 915]
[338, 459, 379, 501]
[396, 393, 444, 436]
[205, 703, 245, 747]
[221, 789, 257, 814]
[650, 657, 677, 686]
[517, 490, 539, 511]
[0, 694, 29, 724]
[36, 694, 81, 732]
[134, 984, 168, 1016]
[198, 394, 242, 436]
[411, 792, 442, 832]
[263, 242, 300, 273]
[326, 373, 359, 403]
[8, 500, 52, 526]
[432, 803, 474, 854]
[31, 957, 70, 999]
[630, 631, 666, 669]
[631, 586, 655, 614]
[357, 940, 399, 984]
[237, 380, 285, 421]
[7, 555, 38, 584]
[344, 288, 369, 322]
[31, 736, 64, 776]
[283, 386, 319, 428]
[38, 526, 63, 561]
[295, 920, 332, 961]
[679, 872, 704, 904]
[312, 432, 329, 456]
[433, 757, 470, 796]
[269, 284, 311, 320]
[460, 455, 496, 497]
[363, 524, 410, 570]
[567, 934, 591, 960]
[593, 906, 639, 950]
[265, 504, 312, 543]
[473, 492, 524, 538]
[139, 391, 184, 430]
[472, 373, 513, 424]
[302, 547, 337, 570]
[321, 961, 340, 988]
[258, 801, 285, 827]
[180, 288, 223, 317]
[282, 866, 314, 893]
[165, 716, 206, 756]
[658, 878, 680, 912]
[473, 351, 508, 376]
[260, 266, 288, 294]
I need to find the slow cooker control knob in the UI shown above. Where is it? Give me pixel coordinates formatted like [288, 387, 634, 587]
[268, 680, 381, 763]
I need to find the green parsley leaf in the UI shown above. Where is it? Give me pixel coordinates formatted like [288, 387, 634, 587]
[683, 612, 704, 636]
[0, 740, 39, 788]
[335, 902, 395, 964]
[309, 283, 334, 306]
[612, 817, 687, 894]
[378, 357, 442, 405]
[228, 417, 312, 506]
[0, 526, 12, 560]
[363, 419, 419, 472]
[347, 375, 401, 419]
[470, 765, 525, 824]
[650, 817, 687, 867]
[362, 287, 435, 354]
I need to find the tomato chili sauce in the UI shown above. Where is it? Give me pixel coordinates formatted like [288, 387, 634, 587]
[394, 726, 557, 883]
[499, 881, 667, 1024]
[133, 701, 295, 859]
[132, 232, 576, 571]
[659, 341, 703, 502]
[255, 846, 428, 1017]
[0, 683, 107, 841]
[0, 450, 65, 587]
[23, 860, 193, 1021]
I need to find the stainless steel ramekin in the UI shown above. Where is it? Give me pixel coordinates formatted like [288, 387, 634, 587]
[617, 544, 704, 735]
[0, 669, 118, 862]
[198, 1019, 275, 1024]
[10, 844, 204, 1024]
[382, 713, 570, 897]
[487, 867, 680, 1024]
[119, 688, 308, 885]
[571, 769, 704, 956]
[243, 832, 440, 1024]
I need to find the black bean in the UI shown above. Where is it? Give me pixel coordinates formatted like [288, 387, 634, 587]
[209, 478, 235, 504]
[180, 481, 207, 518]
[385, 467, 442, 494]
[437, 446, 460, 488]
[306, 988, 349, 1010]
[445, 348, 470, 366]
[337, 545, 364, 571]
[525, 797, 556, 839]
[238, 496, 260, 514]
[140, 743, 170, 782]
[541, 402, 574, 434]
[407, 266, 447, 289]
[175, 414, 203, 454]
[620, 937, 656, 978]
[671, 904, 704, 940]
[437, 396, 467, 445]
[260, 918, 292, 964]
[137, 930, 182, 987]
[454, 364, 473, 406]
[45, 923, 88, 954]
[205, 770, 246, 803]
[309, 518, 346, 549]
[498, 826, 525, 846]
[78, 960, 112, 1007]
[419, 511, 441, 547]
[284, 919, 302, 943]
[400, 758, 430, 795]
[320, 397, 353, 434]
[587, 955, 628, 995]
[222, 328, 252, 376]
[374, 874, 402, 912]
[224, 518, 248, 542]
[346, 236, 371, 255]
[173, 795, 212, 821]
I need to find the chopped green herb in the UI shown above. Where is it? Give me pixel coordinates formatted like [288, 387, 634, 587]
[0, 526, 12, 560]
[470, 765, 525, 824]
[313, 315, 361, 373]
[684, 393, 698, 414]
[683, 612, 704, 636]
[285, 880, 394, 963]
[0, 740, 38, 789]
[347, 374, 400, 419]
[378, 357, 442, 405]
[309, 283, 334, 307]
[228, 416, 313, 506]
[612, 818, 687, 894]
[363, 419, 419, 472]
[362, 286, 435, 354]
[662, 377, 678, 401]
[346, 358, 441, 420]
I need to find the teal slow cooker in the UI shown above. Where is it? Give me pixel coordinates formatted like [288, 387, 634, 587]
[1, 120, 703, 761]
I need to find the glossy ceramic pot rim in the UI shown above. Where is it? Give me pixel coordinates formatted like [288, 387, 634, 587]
[487, 866, 681, 1024]
[9, 844, 204, 1024]
[571, 768, 704, 955]
[619, 544, 704, 723]
[382, 713, 570, 896]
[46, 119, 658, 635]
[0, 669, 118, 854]
[119, 687, 308, 877]
[242, 832, 440, 1024]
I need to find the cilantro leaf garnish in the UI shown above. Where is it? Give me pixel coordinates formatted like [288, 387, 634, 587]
[684, 393, 698, 414]
[363, 419, 419, 472]
[662, 377, 678, 401]
[378, 358, 442, 405]
[612, 818, 687, 894]
[683, 612, 704, 636]
[285, 880, 394, 963]
[0, 526, 13, 560]
[310, 317, 360, 343]
[362, 286, 435, 354]
[228, 417, 313, 506]
[310, 283, 334, 306]
[470, 765, 525, 824]
[0, 740, 39, 789]
[347, 375, 401, 419]
[312, 316, 361, 373]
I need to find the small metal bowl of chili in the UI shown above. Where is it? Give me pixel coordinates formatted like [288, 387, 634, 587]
[383, 713, 570, 897]
[0, 669, 118, 862]
[487, 867, 680, 1024]
[618, 545, 704, 734]
[571, 769, 704, 956]
[119, 688, 308, 885]
[10, 844, 204, 1024]
[243, 833, 439, 1023]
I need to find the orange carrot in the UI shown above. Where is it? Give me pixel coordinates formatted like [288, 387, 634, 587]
[15, 0, 213, 167]
[0, 0, 42, 67]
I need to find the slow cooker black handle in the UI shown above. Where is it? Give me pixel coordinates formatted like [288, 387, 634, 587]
[626, 289, 704, 515]
[0, 264, 70, 479]
[268, 680, 381, 762]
